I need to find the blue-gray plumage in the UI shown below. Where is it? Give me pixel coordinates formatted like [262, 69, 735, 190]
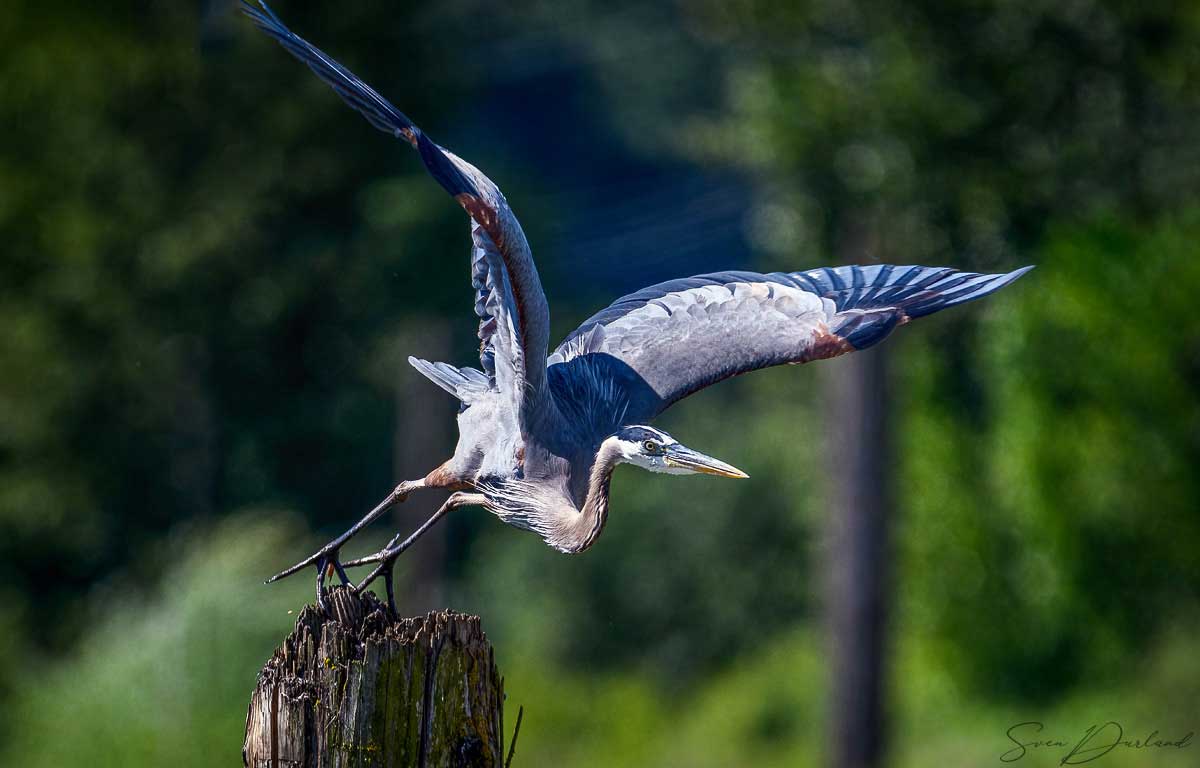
[242, 1, 1032, 612]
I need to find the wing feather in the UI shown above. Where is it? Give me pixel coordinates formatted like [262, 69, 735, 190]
[242, 1, 550, 414]
[548, 264, 1031, 431]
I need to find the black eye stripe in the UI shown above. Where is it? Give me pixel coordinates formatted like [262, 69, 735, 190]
[619, 425, 669, 443]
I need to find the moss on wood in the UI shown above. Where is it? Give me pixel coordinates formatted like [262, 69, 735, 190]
[243, 588, 504, 768]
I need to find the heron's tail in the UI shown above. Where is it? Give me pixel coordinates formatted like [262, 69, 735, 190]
[408, 357, 492, 402]
[792, 264, 1033, 351]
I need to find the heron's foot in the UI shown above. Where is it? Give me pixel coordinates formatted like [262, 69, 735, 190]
[344, 490, 477, 615]
[266, 544, 353, 613]
[267, 543, 349, 585]
[265, 480, 419, 603]
[345, 547, 400, 614]
[315, 549, 354, 613]
[265, 482, 415, 585]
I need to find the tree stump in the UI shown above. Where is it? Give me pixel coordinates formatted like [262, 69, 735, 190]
[243, 587, 505, 768]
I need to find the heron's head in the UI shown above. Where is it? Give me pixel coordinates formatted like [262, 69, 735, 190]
[608, 426, 748, 479]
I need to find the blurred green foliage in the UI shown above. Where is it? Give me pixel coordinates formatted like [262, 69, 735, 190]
[1, 1, 1198, 766]
[5, 508, 1195, 767]
[900, 215, 1200, 700]
[1, 513, 314, 767]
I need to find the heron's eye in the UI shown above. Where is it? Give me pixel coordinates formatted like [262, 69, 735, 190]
[643, 440, 661, 454]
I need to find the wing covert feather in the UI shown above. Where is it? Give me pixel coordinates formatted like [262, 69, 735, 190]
[549, 264, 1031, 429]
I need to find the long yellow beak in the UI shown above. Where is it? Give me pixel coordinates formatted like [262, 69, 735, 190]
[664, 445, 749, 479]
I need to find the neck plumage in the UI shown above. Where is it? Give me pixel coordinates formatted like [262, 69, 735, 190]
[548, 437, 622, 554]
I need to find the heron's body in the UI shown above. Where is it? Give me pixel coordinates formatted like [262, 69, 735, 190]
[242, 1, 1032, 609]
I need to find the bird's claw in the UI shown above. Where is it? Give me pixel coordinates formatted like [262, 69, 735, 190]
[344, 493, 468, 614]
[266, 543, 350, 585]
[268, 543, 355, 615]
[314, 549, 353, 613]
[345, 543, 401, 614]
[265, 481, 447, 616]
[264, 481, 416, 609]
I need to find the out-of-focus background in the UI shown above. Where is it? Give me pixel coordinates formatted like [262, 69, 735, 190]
[3, 1, 1199, 766]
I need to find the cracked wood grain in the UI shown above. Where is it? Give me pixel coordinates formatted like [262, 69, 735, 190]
[243, 587, 504, 767]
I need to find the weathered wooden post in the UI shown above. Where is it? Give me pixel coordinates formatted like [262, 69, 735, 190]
[243, 586, 507, 767]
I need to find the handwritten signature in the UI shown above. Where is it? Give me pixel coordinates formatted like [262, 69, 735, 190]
[1002, 721, 1193, 764]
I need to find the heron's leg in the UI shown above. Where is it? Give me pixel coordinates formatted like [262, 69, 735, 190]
[267, 478, 427, 590]
[347, 492, 486, 614]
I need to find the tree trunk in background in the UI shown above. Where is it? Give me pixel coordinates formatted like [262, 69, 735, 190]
[393, 319, 455, 614]
[826, 344, 892, 768]
[243, 587, 506, 768]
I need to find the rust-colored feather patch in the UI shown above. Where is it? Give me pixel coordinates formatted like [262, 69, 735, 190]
[456, 193, 501, 244]
[798, 323, 856, 363]
[424, 462, 469, 490]
[396, 126, 418, 148]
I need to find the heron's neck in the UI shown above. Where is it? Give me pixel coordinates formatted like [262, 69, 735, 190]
[551, 438, 622, 553]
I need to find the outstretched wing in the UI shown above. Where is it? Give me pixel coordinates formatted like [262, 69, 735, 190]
[242, 1, 551, 414]
[547, 264, 1031, 432]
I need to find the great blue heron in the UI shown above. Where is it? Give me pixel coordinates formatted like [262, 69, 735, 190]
[243, 1, 1032, 612]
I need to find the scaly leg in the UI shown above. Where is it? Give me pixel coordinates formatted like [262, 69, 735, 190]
[267, 478, 427, 604]
[346, 492, 486, 614]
